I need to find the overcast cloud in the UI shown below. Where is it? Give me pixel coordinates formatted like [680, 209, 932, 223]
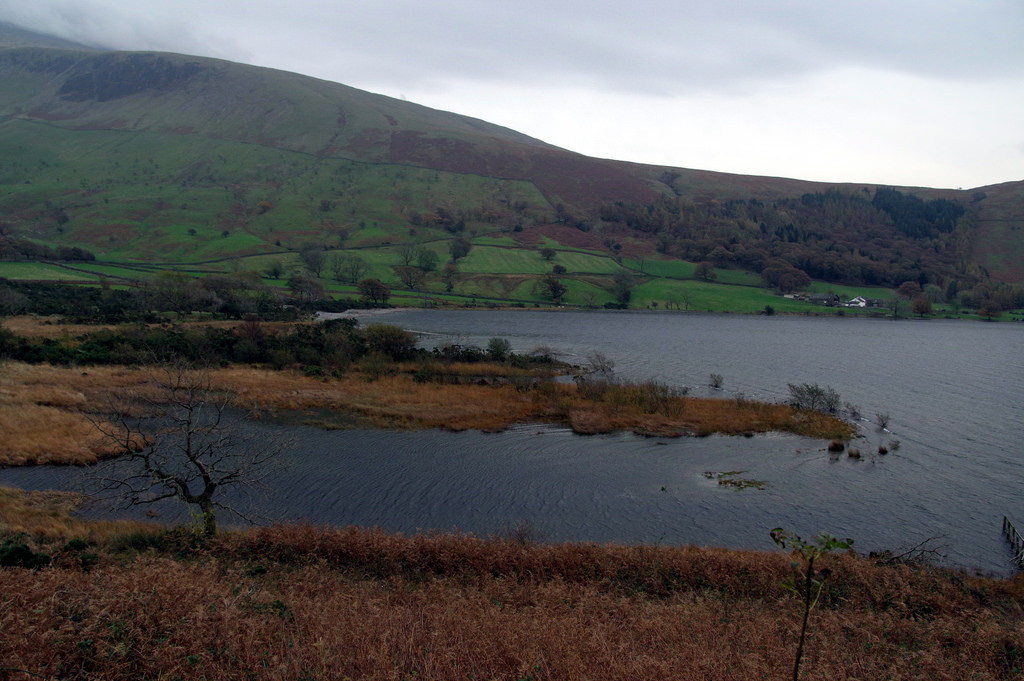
[2, 0, 1022, 188]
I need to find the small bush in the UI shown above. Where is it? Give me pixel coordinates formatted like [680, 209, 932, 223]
[487, 337, 512, 362]
[62, 538, 94, 552]
[0, 534, 50, 569]
[107, 530, 168, 553]
[359, 351, 392, 381]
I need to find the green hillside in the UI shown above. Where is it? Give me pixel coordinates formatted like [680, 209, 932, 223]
[0, 22, 1021, 315]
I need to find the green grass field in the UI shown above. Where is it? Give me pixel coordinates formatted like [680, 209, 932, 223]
[0, 242, 910, 315]
[0, 262, 94, 281]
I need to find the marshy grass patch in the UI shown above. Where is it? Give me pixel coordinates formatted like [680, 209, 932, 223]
[701, 471, 769, 491]
[0, 354, 855, 467]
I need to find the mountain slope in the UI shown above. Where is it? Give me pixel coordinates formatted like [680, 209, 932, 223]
[0, 24, 1021, 300]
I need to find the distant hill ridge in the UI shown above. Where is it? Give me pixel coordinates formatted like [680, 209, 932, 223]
[0, 20, 1021, 295]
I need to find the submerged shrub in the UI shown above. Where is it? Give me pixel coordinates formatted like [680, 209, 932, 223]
[787, 382, 841, 414]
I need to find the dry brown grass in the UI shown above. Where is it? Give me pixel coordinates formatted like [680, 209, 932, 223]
[0, 519, 1021, 681]
[0, 361, 854, 467]
[0, 314, 247, 339]
[0, 486, 158, 542]
[1, 315, 110, 339]
[0, 362, 155, 465]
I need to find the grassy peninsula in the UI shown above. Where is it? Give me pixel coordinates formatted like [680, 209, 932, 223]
[0, 356, 853, 468]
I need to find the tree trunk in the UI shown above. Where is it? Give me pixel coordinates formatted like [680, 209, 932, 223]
[199, 500, 217, 537]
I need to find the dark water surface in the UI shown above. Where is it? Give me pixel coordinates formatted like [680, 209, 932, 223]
[2, 311, 1021, 574]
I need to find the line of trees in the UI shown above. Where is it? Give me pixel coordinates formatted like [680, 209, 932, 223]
[0, 237, 96, 262]
[0, 272, 395, 324]
[0, 315, 554, 378]
[593, 188, 989, 293]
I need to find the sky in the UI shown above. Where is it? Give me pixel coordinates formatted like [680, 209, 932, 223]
[1, 0, 1022, 189]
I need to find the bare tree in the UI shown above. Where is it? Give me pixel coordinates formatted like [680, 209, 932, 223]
[331, 252, 369, 284]
[287, 274, 325, 303]
[299, 243, 327, 277]
[587, 351, 616, 380]
[886, 296, 907, 320]
[396, 242, 419, 267]
[395, 265, 425, 290]
[88, 363, 284, 536]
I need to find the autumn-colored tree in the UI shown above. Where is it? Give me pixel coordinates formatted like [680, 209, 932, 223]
[441, 263, 458, 292]
[395, 265, 425, 290]
[357, 278, 390, 305]
[897, 281, 923, 300]
[977, 306, 1001, 321]
[707, 246, 734, 267]
[911, 295, 932, 317]
[695, 261, 717, 281]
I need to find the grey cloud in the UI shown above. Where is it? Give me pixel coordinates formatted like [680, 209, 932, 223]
[4, 0, 1022, 97]
[337, 0, 1023, 96]
[0, 0, 249, 60]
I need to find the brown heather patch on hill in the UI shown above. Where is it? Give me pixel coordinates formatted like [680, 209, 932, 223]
[529, 152, 660, 207]
[0, 517, 1022, 680]
[514, 223, 614, 252]
[969, 182, 1024, 283]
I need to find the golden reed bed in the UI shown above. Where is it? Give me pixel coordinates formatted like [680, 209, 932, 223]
[0, 360, 854, 467]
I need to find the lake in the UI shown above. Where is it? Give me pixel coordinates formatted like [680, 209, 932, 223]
[2, 310, 1021, 574]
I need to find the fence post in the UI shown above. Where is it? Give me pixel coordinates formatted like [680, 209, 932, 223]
[1005, 516, 1024, 569]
